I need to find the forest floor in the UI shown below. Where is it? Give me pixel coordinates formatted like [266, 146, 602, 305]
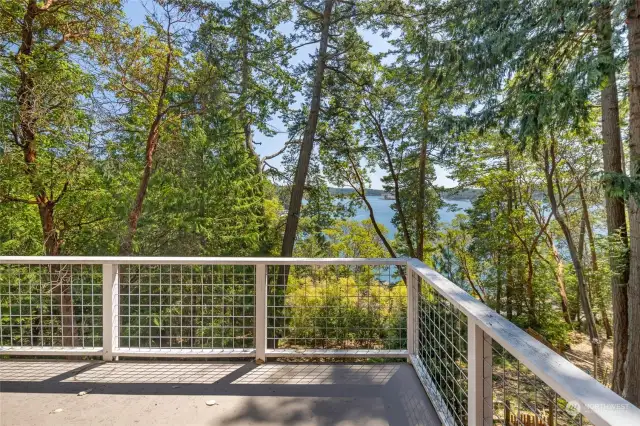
[564, 331, 614, 386]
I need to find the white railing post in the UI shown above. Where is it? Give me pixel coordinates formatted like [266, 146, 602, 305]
[406, 266, 416, 357]
[255, 263, 267, 364]
[468, 319, 492, 426]
[102, 263, 119, 361]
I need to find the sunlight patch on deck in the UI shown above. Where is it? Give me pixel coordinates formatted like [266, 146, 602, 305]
[0, 361, 91, 382]
[61, 362, 245, 384]
[232, 363, 399, 385]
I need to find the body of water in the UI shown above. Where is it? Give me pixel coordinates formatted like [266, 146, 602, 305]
[351, 197, 473, 236]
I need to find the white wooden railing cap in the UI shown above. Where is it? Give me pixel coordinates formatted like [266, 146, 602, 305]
[407, 258, 640, 426]
[0, 256, 405, 266]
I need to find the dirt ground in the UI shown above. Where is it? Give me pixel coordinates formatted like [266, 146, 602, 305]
[564, 331, 614, 385]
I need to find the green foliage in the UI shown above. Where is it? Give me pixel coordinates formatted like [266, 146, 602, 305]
[0, 0, 628, 365]
[602, 171, 640, 203]
[194, 0, 297, 139]
[0, 0, 124, 255]
[277, 265, 407, 350]
[0, 0, 283, 256]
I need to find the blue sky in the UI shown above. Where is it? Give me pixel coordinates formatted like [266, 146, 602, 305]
[123, 0, 457, 189]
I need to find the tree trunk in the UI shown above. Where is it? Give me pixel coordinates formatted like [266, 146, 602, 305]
[515, 265, 524, 317]
[367, 107, 415, 257]
[239, 1, 260, 172]
[273, 0, 334, 349]
[362, 196, 398, 258]
[342, 151, 407, 283]
[40, 204, 74, 346]
[598, 0, 630, 394]
[416, 112, 428, 260]
[495, 253, 502, 314]
[16, 1, 74, 345]
[280, 0, 334, 258]
[548, 234, 571, 324]
[510, 218, 537, 324]
[625, 0, 640, 405]
[505, 150, 514, 320]
[578, 182, 614, 338]
[358, 191, 407, 283]
[505, 253, 514, 320]
[544, 140, 600, 358]
[241, 40, 257, 168]
[120, 26, 173, 255]
[120, 125, 161, 255]
[525, 250, 536, 326]
[459, 255, 486, 303]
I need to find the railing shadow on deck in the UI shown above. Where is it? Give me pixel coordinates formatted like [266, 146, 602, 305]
[0, 359, 409, 394]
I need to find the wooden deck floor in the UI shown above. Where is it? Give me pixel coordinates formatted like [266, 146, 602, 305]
[0, 360, 440, 426]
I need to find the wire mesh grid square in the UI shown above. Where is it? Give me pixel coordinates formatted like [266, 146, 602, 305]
[118, 264, 255, 350]
[0, 264, 103, 348]
[266, 264, 406, 351]
[487, 335, 591, 426]
[415, 271, 468, 426]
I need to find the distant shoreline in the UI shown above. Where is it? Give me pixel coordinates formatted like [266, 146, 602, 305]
[327, 187, 481, 202]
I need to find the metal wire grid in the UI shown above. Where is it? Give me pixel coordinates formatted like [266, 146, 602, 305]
[0, 264, 102, 348]
[415, 271, 468, 426]
[488, 335, 591, 426]
[118, 264, 255, 350]
[266, 264, 406, 351]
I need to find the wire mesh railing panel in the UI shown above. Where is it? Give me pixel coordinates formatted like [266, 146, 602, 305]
[414, 270, 468, 426]
[0, 264, 102, 349]
[118, 264, 255, 351]
[266, 264, 406, 352]
[488, 335, 591, 426]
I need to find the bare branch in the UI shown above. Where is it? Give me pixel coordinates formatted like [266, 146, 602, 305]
[0, 195, 38, 204]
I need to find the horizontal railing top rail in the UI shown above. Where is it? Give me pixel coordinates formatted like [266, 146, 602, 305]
[406, 258, 640, 426]
[0, 256, 406, 265]
[1, 256, 638, 426]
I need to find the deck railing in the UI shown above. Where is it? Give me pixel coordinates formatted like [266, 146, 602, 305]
[1, 256, 638, 426]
